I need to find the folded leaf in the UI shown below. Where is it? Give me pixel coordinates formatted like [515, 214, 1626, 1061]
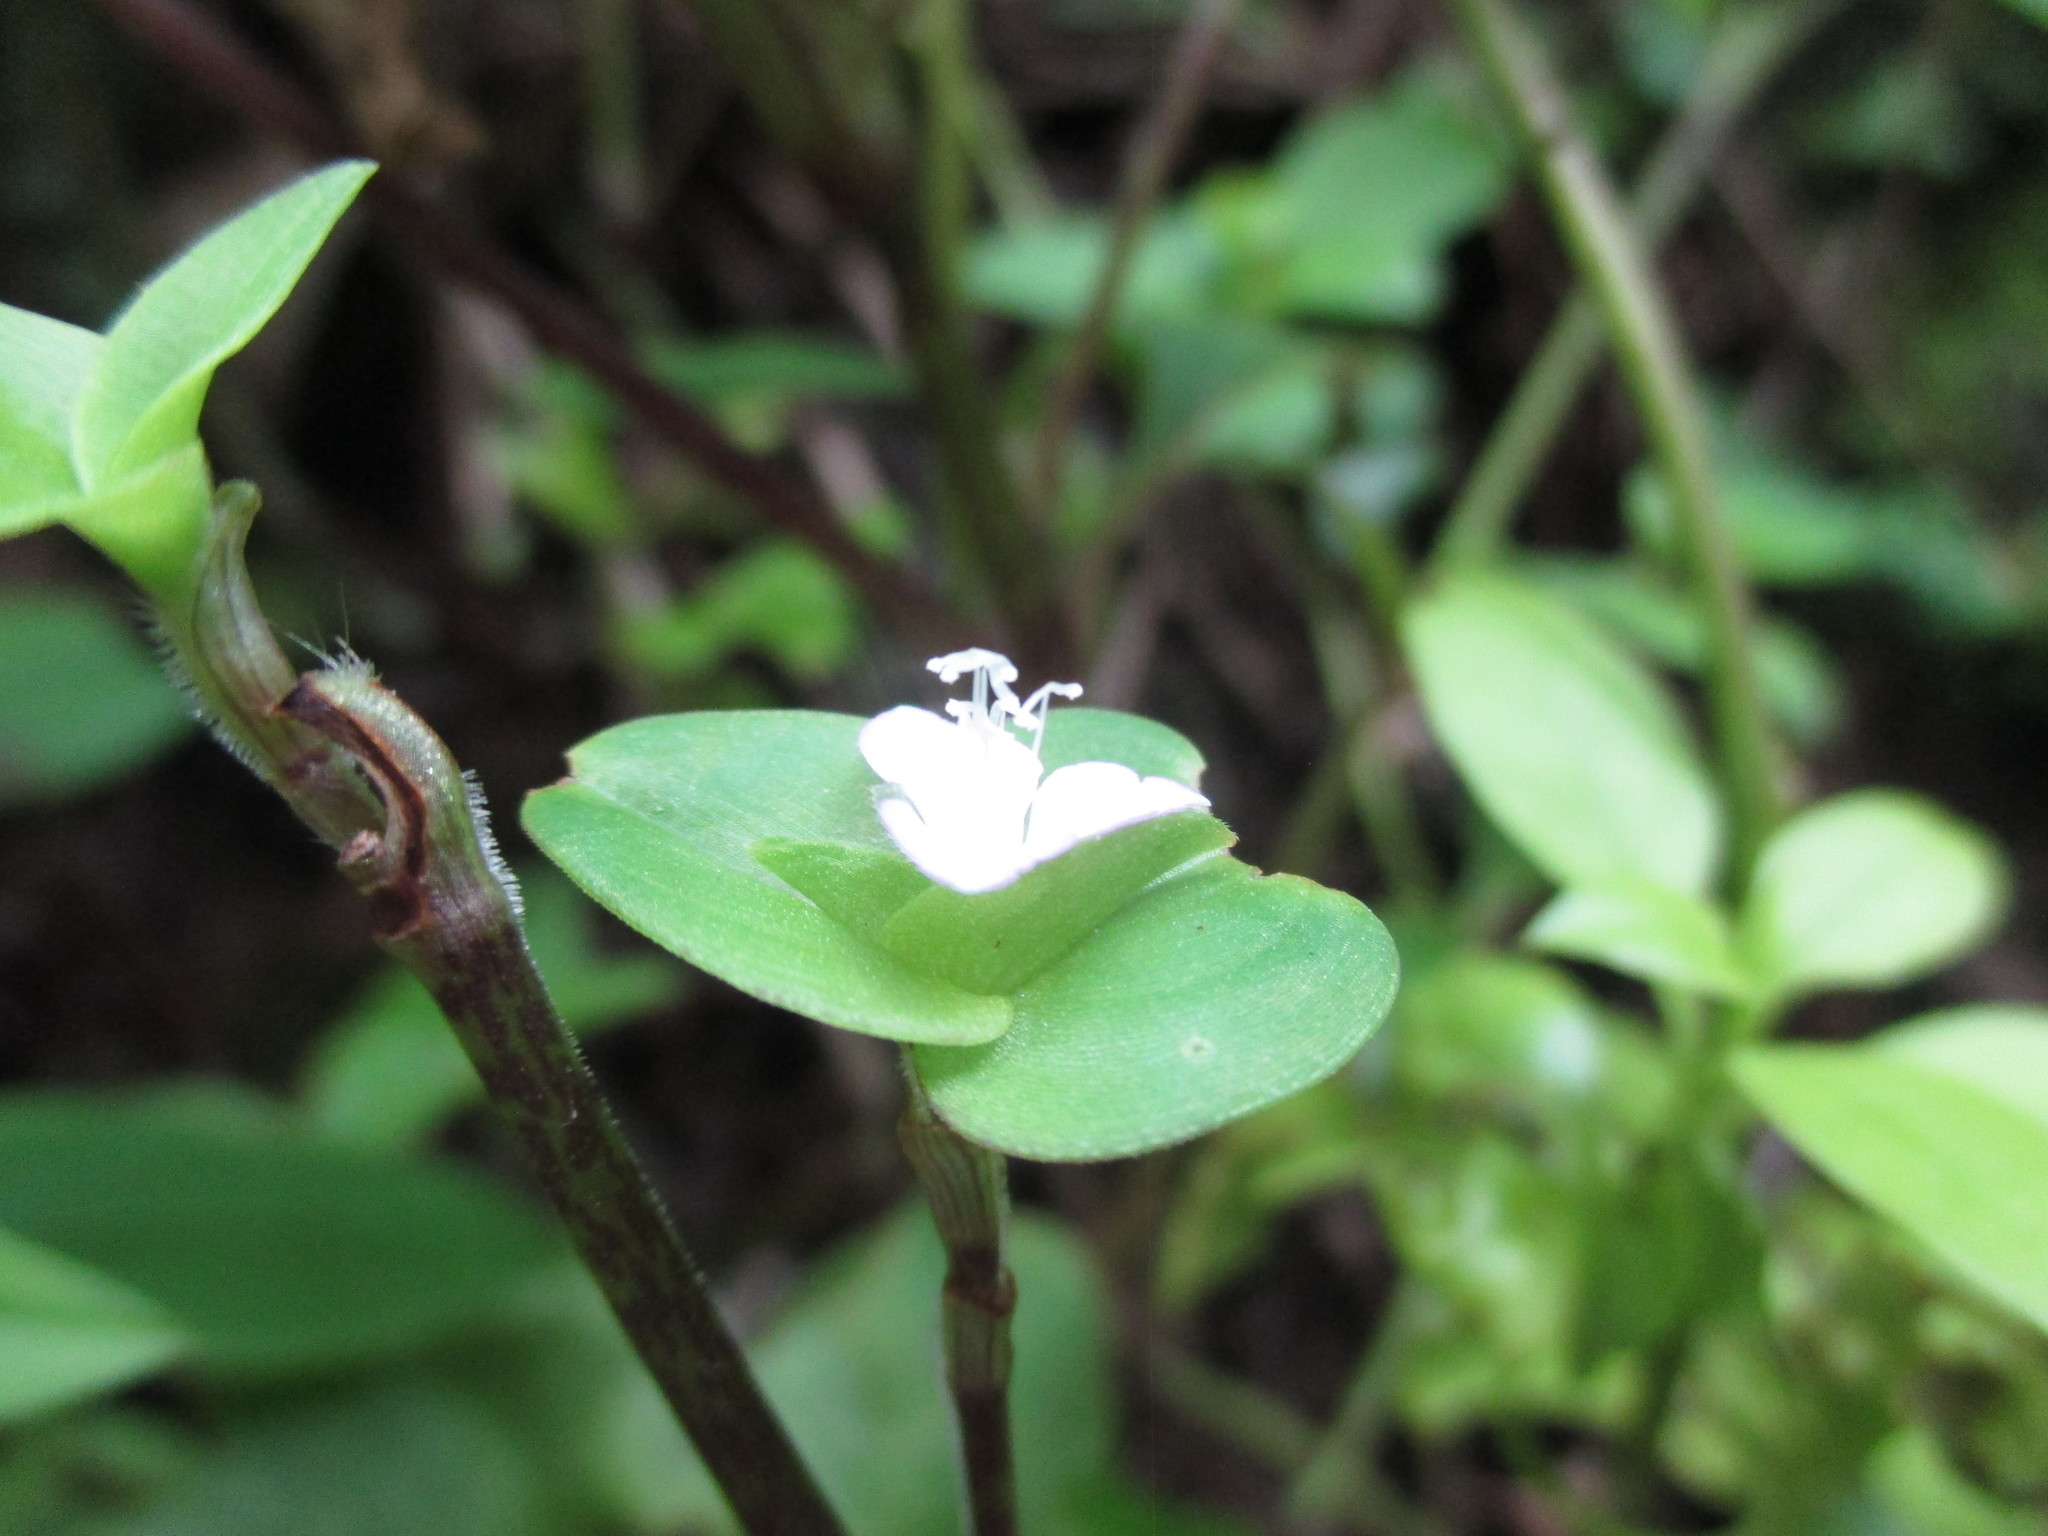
[73, 161, 374, 487]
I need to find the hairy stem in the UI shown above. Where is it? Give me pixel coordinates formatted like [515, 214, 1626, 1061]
[1432, 0, 1837, 571]
[901, 1077, 1018, 1536]
[1027, 0, 1243, 523]
[172, 487, 849, 1536]
[1445, 0, 1782, 881]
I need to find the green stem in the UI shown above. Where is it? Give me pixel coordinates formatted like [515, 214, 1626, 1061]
[892, 0, 1073, 673]
[900, 1076, 1018, 1536]
[1027, 0, 1244, 523]
[1444, 0, 1782, 884]
[1432, 0, 1838, 572]
[173, 486, 850, 1536]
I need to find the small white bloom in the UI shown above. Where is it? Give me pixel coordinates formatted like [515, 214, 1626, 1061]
[859, 650, 1209, 894]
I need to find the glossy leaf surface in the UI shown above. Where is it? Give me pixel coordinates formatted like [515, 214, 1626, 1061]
[523, 711, 1012, 1046]
[913, 856, 1397, 1160]
[1406, 571, 1721, 895]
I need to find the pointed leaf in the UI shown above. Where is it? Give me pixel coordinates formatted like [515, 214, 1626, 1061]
[522, 711, 1012, 1045]
[74, 161, 374, 486]
[0, 1226, 186, 1424]
[1524, 880, 1749, 997]
[0, 304, 99, 526]
[1735, 1044, 2048, 1335]
[1739, 789, 2007, 1001]
[913, 858, 1398, 1160]
[1406, 572, 1721, 895]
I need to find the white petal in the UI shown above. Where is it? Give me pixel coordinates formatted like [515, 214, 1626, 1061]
[1023, 761, 1209, 864]
[877, 796, 1034, 894]
[859, 706, 1042, 832]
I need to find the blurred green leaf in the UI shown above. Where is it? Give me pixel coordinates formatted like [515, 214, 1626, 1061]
[0, 1088, 557, 1376]
[1575, 1151, 1754, 1364]
[303, 870, 687, 1148]
[1241, 71, 1509, 324]
[1878, 1005, 2048, 1128]
[1525, 880, 1750, 997]
[961, 210, 1219, 329]
[1406, 570, 1722, 894]
[0, 586, 192, 810]
[1739, 790, 2007, 1003]
[73, 162, 373, 487]
[615, 540, 860, 683]
[1392, 952, 1612, 1109]
[1736, 1044, 2048, 1335]
[0, 1227, 185, 1426]
[84, 1380, 549, 1536]
[645, 332, 907, 405]
[1866, 1426, 2043, 1536]
[1529, 556, 1846, 745]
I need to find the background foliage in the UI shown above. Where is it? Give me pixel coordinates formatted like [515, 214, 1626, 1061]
[8, 0, 2048, 1532]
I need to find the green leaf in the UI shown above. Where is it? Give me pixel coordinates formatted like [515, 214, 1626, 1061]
[522, 711, 1013, 1046]
[73, 161, 374, 487]
[0, 585, 193, 809]
[615, 540, 860, 683]
[59, 443, 215, 599]
[0, 1226, 186, 1425]
[913, 856, 1397, 1160]
[1252, 72, 1509, 324]
[1405, 570, 1722, 894]
[644, 332, 907, 405]
[0, 304, 99, 529]
[1039, 705, 1206, 786]
[1735, 1044, 2048, 1335]
[1877, 1004, 2048, 1129]
[961, 210, 1220, 329]
[86, 1379, 548, 1536]
[0, 1087, 557, 1376]
[875, 811, 1233, 995]
[1740, 790, 2007, 1002]
[1867, 1426, 2043, 1536]
[303, 870, 687, 1147]
[1394, 953, 1606, 1104]
[1524, 880, 1749, 998]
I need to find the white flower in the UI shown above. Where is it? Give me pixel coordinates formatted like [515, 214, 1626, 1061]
[859, 650, 1210, 894]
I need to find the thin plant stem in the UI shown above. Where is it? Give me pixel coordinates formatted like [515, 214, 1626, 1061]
[91, 0, 961, 644]
[172, 487, 851, 1536]
[1027, 0, 1244, 524]
[900, 1074, 1019, 1536]
[1431, 0, 1840, 572]
[1444, 0, 1783, 883]
[892, 0, 1075, 674]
